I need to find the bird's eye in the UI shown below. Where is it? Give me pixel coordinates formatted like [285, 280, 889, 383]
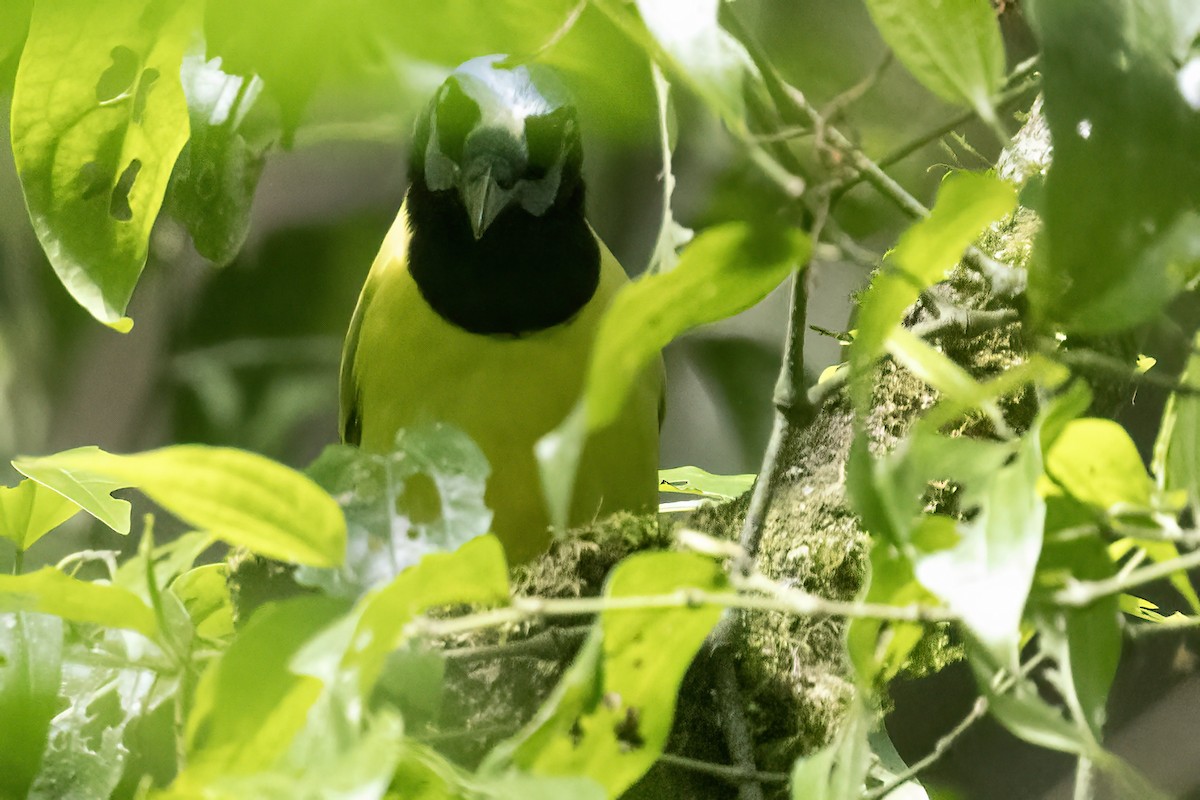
[524, 107, 572, 177]
[436, 79, 481, 163]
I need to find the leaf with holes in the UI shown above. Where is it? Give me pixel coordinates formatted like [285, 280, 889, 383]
[295, 424, 492, 598]
[11, 0, 196, 329]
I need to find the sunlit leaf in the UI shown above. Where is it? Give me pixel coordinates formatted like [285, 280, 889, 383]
[539, 222, 808, 527]
[0, 569, 156, 637]
[488, 551, 726, 796]
[862, 0, 1005, 123]
[183, 595, 347, 779]
[0, 479, 81, 552]
[850, 171, 1017, 408]
[296, 425, 492, 598]
[329, 535, 510, 697]
[1027, 0, 1200, 333]
[171, 564, 235, 640]
[0, 612, 62, 800]
[14, 445, 346, 567]
[914, 430, 1045, 667]
[658, 466, 754, 500]
[1046, 419, 1154, 512]
[11, 0, 196, 328]
[627, 0, 755, 127]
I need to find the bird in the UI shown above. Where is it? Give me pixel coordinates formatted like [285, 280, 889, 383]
[339, 55, 662, 563]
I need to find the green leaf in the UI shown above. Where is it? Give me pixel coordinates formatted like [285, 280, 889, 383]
[0, 479, 81, 552]
[15, 445, 347, 567]
[12, 447, 132, 534]
[0, 0, 31, 70]
[296, 425, 492, 598]
[113, 529, 215, 602]
[168, 54, 271, 265]
[850, 171, 1017, 408]
[539, 222, 808, 527]
[1046, 419, 1154, 512]
[1154, 329, 1200, 519]
[0, 612, 62, 800]
[1034, 537, 1121, 738]
[628, 0, 755, 127]
[790, 698, 872, 800]
[10, 0, 195, 328]
[0, 568, 157, 637]
[30, 627, 166, 800]
[490, 551, 727, 796]
[171, 564, 235, 640]
[862, 0, 1006, 123]
[970, 647, 1094, 756]
[847, 540, 937, 684]
[183, 595, 347, 779]
[658, 466, 754, 500]
[1027, 0, 1200, 333]
[913, 429, 1045, 667]
[331, 535, 510, 697]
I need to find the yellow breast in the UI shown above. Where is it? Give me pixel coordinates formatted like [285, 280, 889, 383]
[347, 204, 661, 562]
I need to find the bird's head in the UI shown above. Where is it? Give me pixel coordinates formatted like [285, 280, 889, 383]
[412, 55, 583, 240]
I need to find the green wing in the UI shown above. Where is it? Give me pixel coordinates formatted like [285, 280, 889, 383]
[338, 277, 376, 446]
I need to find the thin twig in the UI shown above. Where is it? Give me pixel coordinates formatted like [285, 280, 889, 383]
[1055, 546, 1200, 608]
[865, 698, 988, 800]
[442, 624, 591, 662]
[658, 753, 790, 785]
[408, 582, 956, 641]
[909, 307, 1019, 340]
[738, 199, 827, 561]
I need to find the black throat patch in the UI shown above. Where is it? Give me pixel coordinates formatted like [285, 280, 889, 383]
[404, 175, 601, 337]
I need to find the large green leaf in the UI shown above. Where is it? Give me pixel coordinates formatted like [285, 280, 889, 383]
[0, 612, 62, 800]
[1046, 419, 1154, 512]
[10, 0, 195, 328]
[862, 0, 1005, 123]
[850, 171, 1016, 408]
[0, 568, 157, 637]
[538, 222, 808, 527]
[1027, 0, 1200, 333]
[14, 445, 346, 567]
[488, 551, 727, 796]
[0, 479, 81, 552]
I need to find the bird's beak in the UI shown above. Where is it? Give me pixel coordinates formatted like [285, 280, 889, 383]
[462, 166, 512, 240]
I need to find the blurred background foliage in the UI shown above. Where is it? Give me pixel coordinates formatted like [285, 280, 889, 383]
[0, 0, 1033, 480]
[11, 2, 1188, 795]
